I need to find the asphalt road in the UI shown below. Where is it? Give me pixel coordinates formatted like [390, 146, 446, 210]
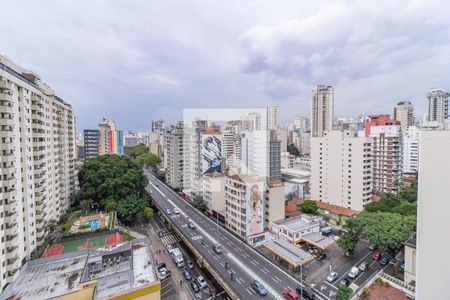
[144, 170, 321, 300]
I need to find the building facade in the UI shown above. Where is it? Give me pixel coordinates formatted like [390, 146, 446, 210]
[310, 130, 372, 211]
[311, 85, 334, 138]
[394, 101, 414, 133]
[426, 88, 449, 127]
[83, 129, 99, 160]
[0, 56, 76, 289]
[165, 122, 184, 189]
[151, 118, 165, 133]
[267, 105, 278, 130]
[98, 119, 123, 156]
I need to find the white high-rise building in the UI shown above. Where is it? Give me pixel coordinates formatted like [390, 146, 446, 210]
[240, 112, 261, 132]
[151, 118, 165, 133]
[416, 130, 450, 299]
[240, 130, 269, 177]
[166, 122, 184, 190]
[294, 116, 310, 132]
[394, 101, 415, 133]
[222, 124, 239, 174]
[267, 105, 278, 130]
[0, 56, 76, 289]
[311, 85, 334, 138]
[403, 126, 420, 174]
[427, 88, 449, 127]
[310, 130, 372, 211]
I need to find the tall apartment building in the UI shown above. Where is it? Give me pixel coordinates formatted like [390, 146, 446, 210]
[240, 130, 269, 177]
[366, 116, 403, 195]
[426, 88, 449, 127]
[165, 122, 184, 189]
[394, 101, 415, 133]
[294, 116, 310, 132]
[310, 130, 372, 211]
[83, 129, 99, 160]
[151, 118, 165, 133]
[403, 136, 419, 175]
[267, 105, 278, 130]
[0, 56, 76, 289]
[416, 130, 450, 299]
[224, 175, 284, 244]
[98, 118, 123, 156]
[269, 131, 281, 180]
[222, 124, 239, 174]
[311, 85, 334, 138]
[240, 112, 261, 132]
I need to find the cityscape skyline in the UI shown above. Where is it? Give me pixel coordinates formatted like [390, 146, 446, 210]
[1, 0, 449, 131]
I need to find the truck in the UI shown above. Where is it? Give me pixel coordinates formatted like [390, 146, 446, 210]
[171, 248, 185, 267]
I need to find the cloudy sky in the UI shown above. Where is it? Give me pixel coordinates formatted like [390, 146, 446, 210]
[1, 0, 449, 131]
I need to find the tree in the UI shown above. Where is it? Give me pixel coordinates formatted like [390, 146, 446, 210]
[299, 200, 318, 214]
[78, 155, 148, 209]
[397, 186, 417, 203]
[347, 212, 416, 257]
[337, 232, 359, 256]
[116, 194, 147, 224]
[136, 153, 161, 169]
[156, 171, 166, 182]
[104, 199, 117, 212]
[336, 286, 353, 300]
[192, 196, 208, 214]
[144, 207, 154, 221]
[287, 144, 300, 157]
[391, 201, 417, 216]
[124, 144, 148, 158]
[80, 199, 94, 213]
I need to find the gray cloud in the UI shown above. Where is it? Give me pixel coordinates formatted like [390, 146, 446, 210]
[0, 0, 448, 130]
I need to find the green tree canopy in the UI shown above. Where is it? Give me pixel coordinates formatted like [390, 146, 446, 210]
[192, 196, 208, 214]
[78, 155, 148, 207]
[337, 232, 359, 256]
[144, 207, 154, 221]
[80, 199, 94, 213]
[347, 212, 416, 256]
[136, 153, 161, 168]
[117, 194, 147, 224]
[336, 286, 353, 300]
[124, 144, 148, 158]
[298, 200, 318, 214]
[287, 144, 300, 157]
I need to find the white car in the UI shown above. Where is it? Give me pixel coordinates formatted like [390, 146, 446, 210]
[195, 276, 207, 289]
[173, 208, 180, 214]
[326, 271, 338, 282]
[348, 266, 360, 279]
[167, 244, 176, 254]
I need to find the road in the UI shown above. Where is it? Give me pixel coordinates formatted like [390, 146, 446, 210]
[144, 170, 320, 300]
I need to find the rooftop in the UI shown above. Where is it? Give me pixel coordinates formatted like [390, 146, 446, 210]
[300, 233, 335, 250]
[0, 238, 156, 300]
[289, 199, 358, 217]
[264, 239, 313, 267]
[273, 215, 320, 231]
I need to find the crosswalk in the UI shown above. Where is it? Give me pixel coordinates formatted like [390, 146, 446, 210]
[160, 233, 181, 246]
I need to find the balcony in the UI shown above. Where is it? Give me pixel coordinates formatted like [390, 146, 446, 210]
[0, 80, 13, 90]
[0, 92, 13, 102]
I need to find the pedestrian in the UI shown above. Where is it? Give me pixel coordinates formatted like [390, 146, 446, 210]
[180, 279, 182, 286]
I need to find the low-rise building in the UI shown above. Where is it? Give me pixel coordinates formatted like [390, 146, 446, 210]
[202, 172, 226, 215]
[0, 238, 160, 300]
[403, 234, 416, 287]
[271, 215, 321, 244]
[281, 151, 295, 168]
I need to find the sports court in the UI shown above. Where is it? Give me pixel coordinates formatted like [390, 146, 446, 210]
[42, 232, 124, 258]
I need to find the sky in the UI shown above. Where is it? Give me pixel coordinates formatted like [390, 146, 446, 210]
[1, 0, 449, 131]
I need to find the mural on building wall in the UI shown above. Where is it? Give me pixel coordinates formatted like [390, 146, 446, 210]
[246, 181, 264, 236]
[201, 134, 222, 174]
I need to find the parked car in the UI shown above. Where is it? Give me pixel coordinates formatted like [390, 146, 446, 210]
[173, 207, 180, 214]
[156, 263, 166, 272]
[166, 208, 172, 215]
[321, 227, 333, 236]
[295, 286, 316, 299]
[187, 260, 194, 269]
[358, 261, 370, 272]
[372, 251, 382, 261]
[380, 256, 390, 266]
[212, 244, 222, 254]
[190, 281, 200, 293]
[188, 221, 196, 229]
[369, 244, 378, 251]
[317, 253, 327, 261]
[326, 271, 338, 283]
[167, 244, 175, 254]
[283, 289, 299, 300]
[251, 280, 268, 296]
[182, 268, 193, 281]
[158, 230, 167, 238]
[339, 278, 350, 287]
[195, 276, 207, 289]
[348, 267, 359, 279]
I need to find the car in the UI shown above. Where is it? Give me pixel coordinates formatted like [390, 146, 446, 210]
[156, 263, 166, 272]
[188, 221, 196, 229]
[167, 244, 175, 254]
[399, 260, 405, 270]
[195, 276, 207, 289]
[190, 281, 200, 293]
[182, 268, 193, 280]
[166, 208, 172, 215]
[348, 266, 359, 279]
[187, 260, 194, 269]
[358, 261, 370, 272]
[369, 244, 378, 251]
[173, 207, 180, 214]
[149, 190, 153, 194]
[317, 253, 327, 261]
[251, 280, 268, 296]
[155, 183, 159, 187]
[326, 271, 338, 283]
[283, 289, 299, 300]
[380, 256, 390, 266]
[372, 251, 382, 260]
[339, 278, 350, 287]
[157, 267, 171, 280]
[295, 286, 316, 299]
[158, 230, 167, 238]
[212, 244, 222, 254]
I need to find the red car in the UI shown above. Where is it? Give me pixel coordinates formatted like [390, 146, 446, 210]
[372, 251, 381, 260]
[283, 289, 299, 300]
